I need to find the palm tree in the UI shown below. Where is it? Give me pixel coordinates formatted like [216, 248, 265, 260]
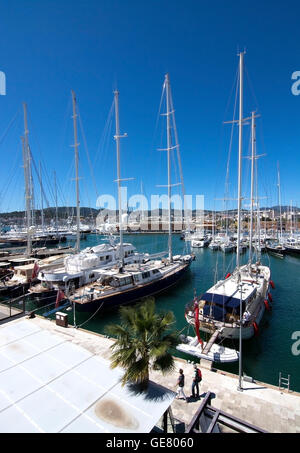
[106, 298, 179, 390]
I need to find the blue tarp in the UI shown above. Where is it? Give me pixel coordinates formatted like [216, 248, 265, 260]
[201, 292, 241, 309]
[203, 304, 226, 321]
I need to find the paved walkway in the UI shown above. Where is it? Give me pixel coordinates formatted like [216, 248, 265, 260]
[2, 316, 300, 433]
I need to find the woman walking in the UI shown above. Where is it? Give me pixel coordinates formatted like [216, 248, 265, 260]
[176, 369, 188, 402]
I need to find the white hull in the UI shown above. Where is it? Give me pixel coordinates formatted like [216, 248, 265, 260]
[185, 264, 271, 341]
[176, 335, 239, 362]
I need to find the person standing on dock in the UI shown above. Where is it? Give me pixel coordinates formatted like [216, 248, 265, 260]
[191, 364, 202, 398]
[176, 369, 188, 402]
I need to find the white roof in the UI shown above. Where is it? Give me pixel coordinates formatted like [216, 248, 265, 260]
[209, 276, 257, 302]
[0, 319, 175, 433]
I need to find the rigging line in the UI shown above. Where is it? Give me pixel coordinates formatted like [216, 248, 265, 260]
[224, 66, 239, 202]
[169, 86, 185, 198]
[77, 103, 99, 198]
[223, 64, 240, 125]
[244, 64, 260, 112]
[28, 146, 51, 208]
[0, 108, 20, 147]
[56, 176, 68, 210]
[149, 79, 166, 187]
[73, 301, 105, 329]
[213, 65, 239, 211]
[0, 142, 22, 202]
[93, 100, 114, 168]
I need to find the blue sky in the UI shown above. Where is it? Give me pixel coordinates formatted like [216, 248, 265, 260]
[0, 0, 300, 214]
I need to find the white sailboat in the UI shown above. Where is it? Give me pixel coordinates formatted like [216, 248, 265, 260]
[68, 76, 193, 312]
[191, 228, 210, 248]
[30, 91, 145, 301]
[184, 53, 271, 344]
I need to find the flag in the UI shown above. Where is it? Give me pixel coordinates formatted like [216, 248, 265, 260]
[32, 261, 40, 279]
[55, 289, 65, 308]
[194, 304, 203, 346]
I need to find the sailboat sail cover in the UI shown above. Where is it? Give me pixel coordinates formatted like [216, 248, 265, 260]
[201, 292, 241, 309]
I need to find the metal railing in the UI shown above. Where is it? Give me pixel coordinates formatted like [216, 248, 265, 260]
[185, 391, 268, 433]
[0, 294, 26, 322]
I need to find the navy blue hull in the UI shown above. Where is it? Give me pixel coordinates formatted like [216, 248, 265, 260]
[74, 262, 191, 312]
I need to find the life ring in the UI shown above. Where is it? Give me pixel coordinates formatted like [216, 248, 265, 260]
[225, 273, 231, 279]
[264, 299, 271, 311]
[270, 280, 275, 289]
[268, 292, 273, 302]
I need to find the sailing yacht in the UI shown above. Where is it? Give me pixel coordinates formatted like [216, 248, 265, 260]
[184, 53, 271, 341]
[29, 91, 145, 302]
[191, 229, 210, 248]
[220, 235, 235, 253]
[208, 213, 219, 250]
[266, 163, 286, 257]
[0, 103, 67, 298]
[68, 77, 193, 312]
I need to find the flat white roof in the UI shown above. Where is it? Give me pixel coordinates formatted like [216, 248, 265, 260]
[0, 318, 175, 433]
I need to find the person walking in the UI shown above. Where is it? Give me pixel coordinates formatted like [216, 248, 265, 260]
[191, 364, 202, 398]
[176, 369, 188, 402]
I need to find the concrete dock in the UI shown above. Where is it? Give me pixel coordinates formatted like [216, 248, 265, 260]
[0, 315, 299, 433]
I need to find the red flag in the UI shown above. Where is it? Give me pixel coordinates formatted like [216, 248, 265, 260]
[55, 289, 65, 308]
[32, 261, 40, 279]
[194, 304, 203, 346]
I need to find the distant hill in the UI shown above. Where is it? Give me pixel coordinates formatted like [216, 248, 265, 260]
[0, 207, 99, 222]
[0, 205, 299, 224]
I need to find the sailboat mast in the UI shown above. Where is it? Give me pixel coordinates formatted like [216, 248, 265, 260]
[249, 111, 256, 264]
[165, 73, 173, 262]
[22, 103, 32, 257]
[71, 90, 80, 253]
[236, 52, 244, 267]
[39, 162, 44, 233]
[114, 90, 124, 269]
[277, 162, 283, 243]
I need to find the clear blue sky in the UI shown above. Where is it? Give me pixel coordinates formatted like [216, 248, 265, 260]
[0, 0, 300, 214]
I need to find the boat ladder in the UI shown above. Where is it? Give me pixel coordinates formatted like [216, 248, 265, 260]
[278, 372, 290, 392]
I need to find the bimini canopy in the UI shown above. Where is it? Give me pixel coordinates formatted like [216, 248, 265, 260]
[200, 292, 241, 309]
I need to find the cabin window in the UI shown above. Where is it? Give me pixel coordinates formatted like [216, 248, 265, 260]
[89, 273, 95, 279]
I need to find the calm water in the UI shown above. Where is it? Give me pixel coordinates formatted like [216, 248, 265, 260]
[39, 233, 300, 392]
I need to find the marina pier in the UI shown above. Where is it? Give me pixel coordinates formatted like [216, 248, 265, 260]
[0, 315, 298, 433]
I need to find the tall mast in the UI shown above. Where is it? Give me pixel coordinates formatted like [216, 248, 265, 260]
[236, 52, 245, 393]
[249, 111, 256, 264]
[39, 162, 44, 233]
[22, 103, 32, 257]
[71, 90, 80, 253]
[114, 90, 127, 270]
[169, 83, 187, 232]
[256, 199, 261, 261]
[277, 162, 283, 243]
[165, 73, 173, 262]
[236, 52, 244, 268]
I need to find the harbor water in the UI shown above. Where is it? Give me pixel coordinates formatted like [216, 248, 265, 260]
[33, 233, 300, 393]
